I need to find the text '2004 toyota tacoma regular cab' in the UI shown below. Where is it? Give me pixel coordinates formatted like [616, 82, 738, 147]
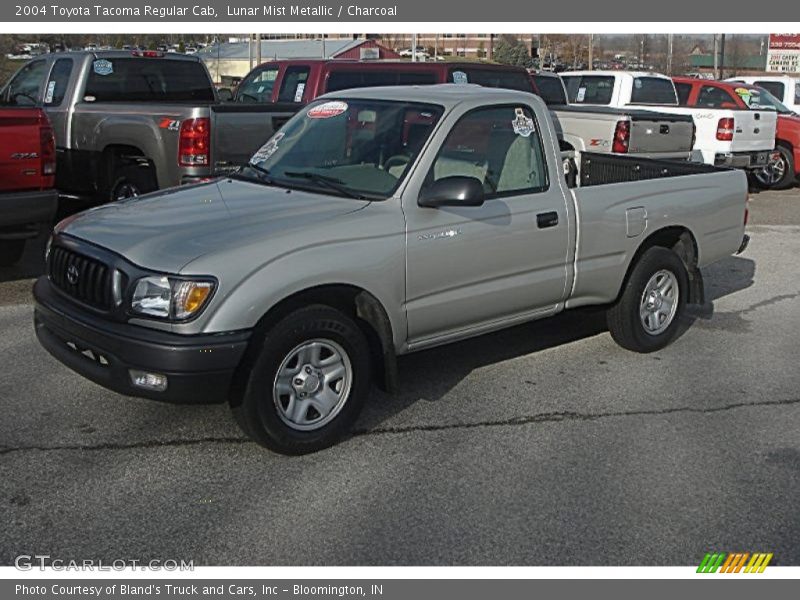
[34, 86, 750, 454]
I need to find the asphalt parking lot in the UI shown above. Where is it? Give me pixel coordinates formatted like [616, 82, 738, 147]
[1, 188, 799, 566]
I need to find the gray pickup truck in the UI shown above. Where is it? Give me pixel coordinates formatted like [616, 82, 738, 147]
[34, 85, 749, 454]
[0, 50, 297, 203]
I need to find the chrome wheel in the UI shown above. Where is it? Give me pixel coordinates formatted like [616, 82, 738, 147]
[639, 269, 679, 335]
[272, 339, 352, 431]
[755, 151, 787, 187]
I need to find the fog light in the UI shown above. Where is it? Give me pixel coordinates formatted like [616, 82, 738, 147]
[129, 369, 168, 392]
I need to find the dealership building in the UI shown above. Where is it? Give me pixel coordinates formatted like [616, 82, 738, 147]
[198, 38, 400, 84]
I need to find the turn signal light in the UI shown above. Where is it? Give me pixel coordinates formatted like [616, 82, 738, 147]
[716, 118, 735, 141]
[179, 117, 210, 166]
[612, 120, 630, 153]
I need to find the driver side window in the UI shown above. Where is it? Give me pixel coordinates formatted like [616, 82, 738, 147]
[2, 60, 48, 106]
[426, 105, 548, 199]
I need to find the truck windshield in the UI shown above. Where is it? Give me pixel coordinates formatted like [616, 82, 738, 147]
[735, 87, 793, 114]
[532, 75, 567, 105]
[246, 99, 444, 200]
[562, 75, 614, 104]
[235, 66, 279, 103]
[83, 58, 215, 103]
[630, 77, 678, 105]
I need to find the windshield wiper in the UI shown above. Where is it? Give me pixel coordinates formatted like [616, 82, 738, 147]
[283, 170, 368, 200]
[246, 162, 275, 183]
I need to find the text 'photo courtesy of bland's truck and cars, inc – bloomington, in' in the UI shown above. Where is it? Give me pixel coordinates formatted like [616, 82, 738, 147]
[0, 26, 798, 576]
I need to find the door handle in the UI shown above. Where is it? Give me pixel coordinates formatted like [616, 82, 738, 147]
[537, 211, 559, 228]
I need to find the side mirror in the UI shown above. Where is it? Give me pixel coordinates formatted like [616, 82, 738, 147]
[217, 88, 233, 102]
[418, 176, 485, 208]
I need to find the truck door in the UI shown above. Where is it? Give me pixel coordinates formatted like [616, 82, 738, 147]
[404, 104, 570, 343]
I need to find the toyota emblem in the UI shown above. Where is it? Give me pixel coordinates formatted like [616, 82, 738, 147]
[66, 264, 79, 285]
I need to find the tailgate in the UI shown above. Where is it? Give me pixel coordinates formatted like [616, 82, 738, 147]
[211, 103, 301, 173]
[629, 114, 694, 154]
[0, 109, 44, 193]
[729, 110, 777, 152]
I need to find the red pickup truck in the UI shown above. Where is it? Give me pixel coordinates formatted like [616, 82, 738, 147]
[0, 106, 57, 266]
[673, 76, 800, 190]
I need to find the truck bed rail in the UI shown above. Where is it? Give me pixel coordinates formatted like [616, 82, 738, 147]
[579, 152, 723, 187]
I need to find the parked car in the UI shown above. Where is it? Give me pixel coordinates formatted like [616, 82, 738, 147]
[34, 85, 749, 453]
[562, 71, 777, 171]
[530, 71, 694, 161]
[674, 76, 800, 190]
[0, 50, 297, 203]
[725, 75, 800, 114]
[0, 105, 57, 266]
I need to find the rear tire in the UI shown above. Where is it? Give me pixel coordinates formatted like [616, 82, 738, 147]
[607, 246, 689, 353]
[106, 160, 158, 203]
[232, 305, 371, 455]
[754, 144, 796, 191]
[0, 240, 26, 267]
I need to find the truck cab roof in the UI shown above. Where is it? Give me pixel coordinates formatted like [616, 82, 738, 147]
[320, 83, 540, 109]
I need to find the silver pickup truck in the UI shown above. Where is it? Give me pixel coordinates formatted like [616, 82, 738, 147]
[34, 85, 750, 454]
[0, 50, 297, 203]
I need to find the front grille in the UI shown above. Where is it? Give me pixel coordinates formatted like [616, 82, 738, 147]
[49, 246, 112, 310]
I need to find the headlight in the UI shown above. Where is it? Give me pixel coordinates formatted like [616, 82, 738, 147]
[131, 276, 215, 321]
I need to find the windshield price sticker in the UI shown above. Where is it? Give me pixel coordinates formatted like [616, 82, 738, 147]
[93, 59, 113, 76]
[307, 101, 349, 119]
[512, 108, 535, 137]
[452, 71, 469, 84]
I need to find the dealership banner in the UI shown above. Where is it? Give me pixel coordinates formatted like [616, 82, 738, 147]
[767, 33, 800, 72]
[4, 579, 800, 599]
[2, 0, 800, 22]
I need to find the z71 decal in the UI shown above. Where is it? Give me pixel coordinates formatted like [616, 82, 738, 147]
[159, 118, 181, 131]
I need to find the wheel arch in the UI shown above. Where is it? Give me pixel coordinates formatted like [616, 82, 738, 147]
[620, 225, 703, 305]
[229, 284, 398, 407]
[100, 143, 159, 195]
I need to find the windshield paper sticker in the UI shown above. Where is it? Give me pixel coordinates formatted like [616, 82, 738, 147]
[294, 83, 306, 102]
[251, 132, 285, 163]
[576, 87, 587, 102]
[93, 59, 113, 76]
[452, 71, 468, 84]
[512, 108, 535, 137]
[44, 81, 56, 104]
[734, 87, 756, 106]
[307, 101, 348, 119]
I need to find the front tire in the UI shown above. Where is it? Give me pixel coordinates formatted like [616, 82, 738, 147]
[232, 305, 371, 454]
[606, 247, 688, 353]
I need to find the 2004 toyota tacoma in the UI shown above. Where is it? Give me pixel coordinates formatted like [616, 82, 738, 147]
[34, 85, 750, 454]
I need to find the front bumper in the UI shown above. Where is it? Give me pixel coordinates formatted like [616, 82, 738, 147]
[0, 188, 58, 238]
[714, 150, 771, 170]
[33, 277, 251, 404]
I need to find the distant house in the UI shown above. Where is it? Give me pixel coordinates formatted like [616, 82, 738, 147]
[689, 53, 767, 76]
[199, 38, 400, 84]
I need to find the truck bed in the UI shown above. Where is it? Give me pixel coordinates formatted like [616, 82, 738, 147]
[577, 151, 722, 187]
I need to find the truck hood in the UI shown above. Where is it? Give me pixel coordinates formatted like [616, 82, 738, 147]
[58, 178, 370, 273]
